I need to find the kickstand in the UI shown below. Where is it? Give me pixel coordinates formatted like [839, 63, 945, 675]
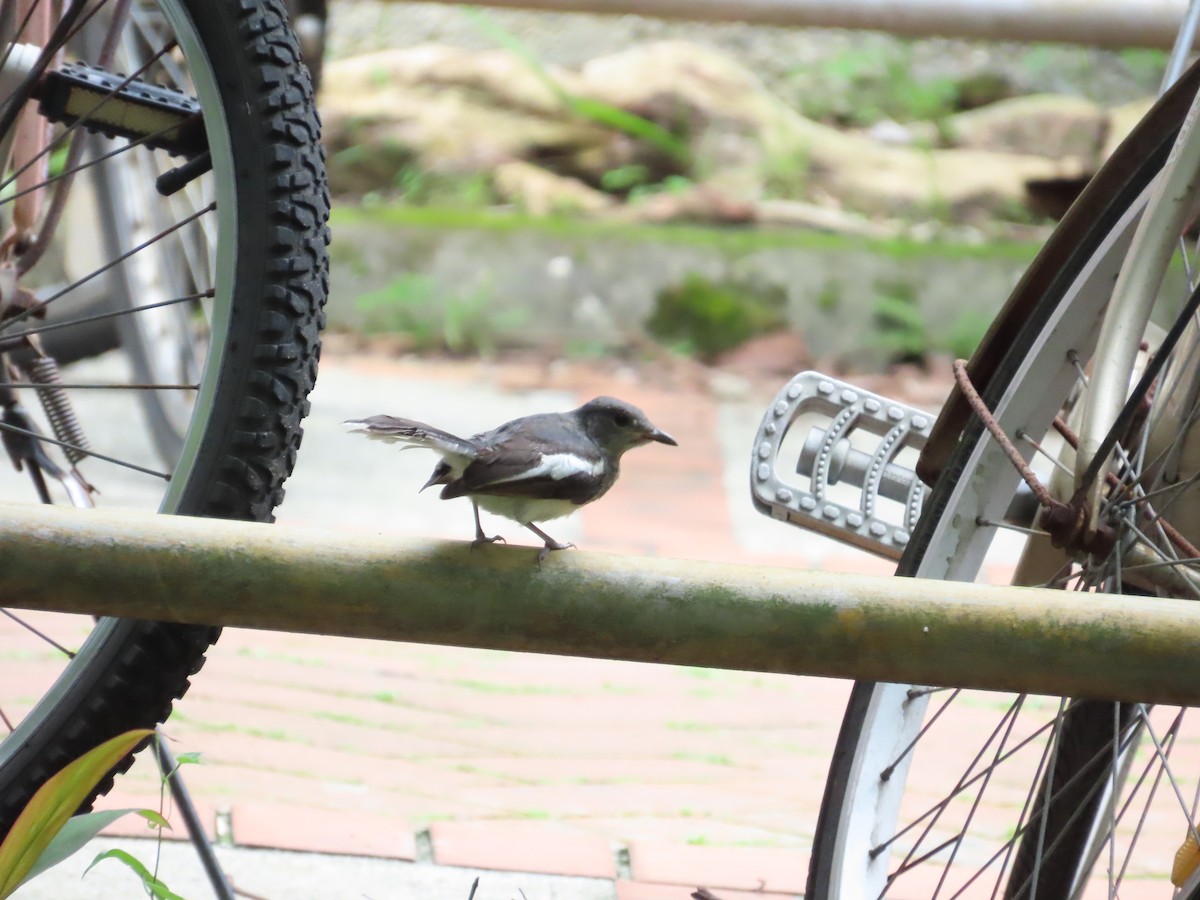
[154, 731, 235, 900]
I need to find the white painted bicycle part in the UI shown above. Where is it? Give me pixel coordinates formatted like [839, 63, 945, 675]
[1140, 310, 1200, 552]
[9, 7, 52, 250]
[0, 44, 41, 196]
[0, 43, 42, 106]
[750, 371, 930, 559]
[1076, 80, 1200, 529]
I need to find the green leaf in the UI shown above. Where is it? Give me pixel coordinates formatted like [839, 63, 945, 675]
[22, 808, 162, 886]
[172, 752, 203, 767]
[135, 809, 172, 830]
[0, 728, 152, 897]
[85, 848, 187, 900]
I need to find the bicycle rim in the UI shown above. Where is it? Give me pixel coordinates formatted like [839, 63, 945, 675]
[808, 59, 1200, 898]
[0, 0, 327, 831]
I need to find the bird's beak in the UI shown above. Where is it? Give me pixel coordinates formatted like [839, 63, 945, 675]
[648, 427, 677, 446]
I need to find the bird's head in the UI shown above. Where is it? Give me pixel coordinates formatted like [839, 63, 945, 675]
[577, 396, 677, 455]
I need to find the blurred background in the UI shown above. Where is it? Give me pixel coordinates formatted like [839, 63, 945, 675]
[312, 0, 1171, 377]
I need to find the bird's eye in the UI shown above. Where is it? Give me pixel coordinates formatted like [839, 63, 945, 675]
[612, 410, 633, 428]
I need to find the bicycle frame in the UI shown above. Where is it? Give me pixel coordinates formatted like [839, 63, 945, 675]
[1075, 67, 1200, 539]
[0, 0, 53, 267]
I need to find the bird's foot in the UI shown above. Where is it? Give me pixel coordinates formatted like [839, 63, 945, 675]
[536, 540, 576, 566]
[471, 532, 506, 549]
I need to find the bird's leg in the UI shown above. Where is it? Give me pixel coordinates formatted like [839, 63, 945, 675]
[471, 502, 505, 547]
[525, 522, 575, 564]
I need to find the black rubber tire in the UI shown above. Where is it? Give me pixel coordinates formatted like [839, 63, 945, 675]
[1004, 700, 1136, 900]
[0, 0, 328, 833]
[806, 58, 1200, 899]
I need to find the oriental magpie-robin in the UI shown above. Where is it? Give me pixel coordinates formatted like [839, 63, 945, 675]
[345, 396, 677, 561]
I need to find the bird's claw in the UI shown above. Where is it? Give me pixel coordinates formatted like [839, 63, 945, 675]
[471, 533, 506, 549]
[536, 541, 576, 566]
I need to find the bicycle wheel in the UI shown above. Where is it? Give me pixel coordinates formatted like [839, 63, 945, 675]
[0, 0, 328, 832]
[807, 59, 1200, 898]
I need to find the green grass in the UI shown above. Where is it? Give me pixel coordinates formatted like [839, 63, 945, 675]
[331, 202, 1042, 264]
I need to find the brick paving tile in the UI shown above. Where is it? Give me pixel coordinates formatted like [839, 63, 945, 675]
[562, 817, 804, 847]
[169, 696, 494, 759]
[616, 883, 799, 900]
[423, 756, 764, 786]
[406, 690, 824, 731]
[628, 841, 807, 893]
[186, 677, 482, 740]
[232, 802, 417, 858]
[449, 717, 752, 757]
[429, 820, 617, 878]
[189, 733, 518, 795]
[453, 783, 774, 820]
[97, 798, 219, 843]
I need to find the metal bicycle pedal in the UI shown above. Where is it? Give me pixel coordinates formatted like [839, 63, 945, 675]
[750, 371, 932, 559]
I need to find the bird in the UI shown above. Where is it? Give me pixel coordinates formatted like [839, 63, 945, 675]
[345, 396, 677, 561]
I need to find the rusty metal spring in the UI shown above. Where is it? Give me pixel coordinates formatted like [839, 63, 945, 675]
[22, 356, 89, 466]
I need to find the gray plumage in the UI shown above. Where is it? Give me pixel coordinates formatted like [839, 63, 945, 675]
[345, 396, 677, 560]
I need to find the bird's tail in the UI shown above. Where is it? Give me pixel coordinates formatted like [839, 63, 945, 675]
[343, 415, 479, 457]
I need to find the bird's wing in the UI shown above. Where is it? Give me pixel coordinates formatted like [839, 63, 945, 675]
[439, 425, 609, 504]
[344, 415, 479, 458]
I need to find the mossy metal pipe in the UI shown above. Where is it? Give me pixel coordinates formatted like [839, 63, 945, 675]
[1, 502, 1197, 705]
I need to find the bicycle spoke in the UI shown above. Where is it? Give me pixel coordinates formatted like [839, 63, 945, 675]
[1109, 703, 1119, 898]
[0, 419, 169, 480]
[0, 45, 180, 200]
[2, 289, 211, 345]
[1015, 430, 1076, 479]
[0, 110, 199, 215]
[906, 686, 954, 701]
[1133, 706, 1197, 838]
[0, 1, 44, 74]
[878, 689, 962, 783]
[873, 712, 1059, 861]
[0, 608, 75, 659]
[0, 0, 109, 141]
[975, 518, 1051, 539]
[0, 202, 215, 332]
[931, 696, 1025, 897]
[1027, 698, 1069, 896]
[5, 382, 197, 392]
[1114, 712, 1182, 888]
[991, 705, 1057, 900]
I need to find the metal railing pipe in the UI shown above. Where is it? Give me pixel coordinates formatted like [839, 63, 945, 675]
[2, 502, 1197, 704]
[396, 0, 1188, 50]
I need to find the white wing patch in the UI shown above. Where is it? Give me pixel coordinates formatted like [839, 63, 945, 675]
[494, 452, 604, 484]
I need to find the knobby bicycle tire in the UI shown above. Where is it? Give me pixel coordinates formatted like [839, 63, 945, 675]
[0, 0, 329, 833]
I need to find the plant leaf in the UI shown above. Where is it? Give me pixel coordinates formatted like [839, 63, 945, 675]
[85, 848, 187, 900]
[135, 809, 171, 830]
[22, 808, 163, 886]
[0, 728, 152, 897]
